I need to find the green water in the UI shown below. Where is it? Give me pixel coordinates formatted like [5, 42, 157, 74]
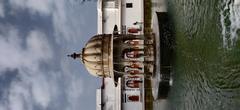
[154, 0, 240, 110]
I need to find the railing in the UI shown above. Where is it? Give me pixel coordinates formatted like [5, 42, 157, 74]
[115, 0, 119, 8]
[121, 25, 127, 34]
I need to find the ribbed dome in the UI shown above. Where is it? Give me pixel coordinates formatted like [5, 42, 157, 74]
[81, 34, 113, 78]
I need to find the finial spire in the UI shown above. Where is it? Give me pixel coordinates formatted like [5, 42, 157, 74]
[67, 52, 82, 60]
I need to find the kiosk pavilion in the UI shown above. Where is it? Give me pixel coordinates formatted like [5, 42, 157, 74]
[68, 0, 172, 109]
[68, 32, 156, 84]
[68, 32, 156, 110]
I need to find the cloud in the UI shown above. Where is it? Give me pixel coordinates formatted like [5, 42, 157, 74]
[0, 26, 86, 110]
[0, 27, 53, 109]
[9, 0, 87, 45]
[0, 0, 98, 110]
[0, 28, 52, 71]
[9, 0, 53, 15]
[31, 74, 51, 108]
[26, 31, 53, 60]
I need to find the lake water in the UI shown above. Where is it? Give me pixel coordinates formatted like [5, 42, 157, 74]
[153, 0, 240, 110]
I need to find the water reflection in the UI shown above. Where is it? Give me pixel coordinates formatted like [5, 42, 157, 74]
[153, 0, 240, 110]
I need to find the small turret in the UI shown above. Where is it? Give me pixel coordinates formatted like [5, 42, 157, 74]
[67, 52, 82, 59]
[68, 34, 114, 78]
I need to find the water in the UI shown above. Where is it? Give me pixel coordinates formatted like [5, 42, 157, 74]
[153, 0, 240, 110]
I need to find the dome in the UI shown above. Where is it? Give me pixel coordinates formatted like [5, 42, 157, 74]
[69, 34, 114, 78]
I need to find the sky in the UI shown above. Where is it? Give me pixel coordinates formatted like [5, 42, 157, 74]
[0, 0, 101, 110]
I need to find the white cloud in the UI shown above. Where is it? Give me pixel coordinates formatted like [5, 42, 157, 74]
[50, 0, 87, 44]
[60, 59, 84, 110]
[0, 25, 86, 110]
[26, 31, 53, 60]
[0, 28, 52, 71]
[8, 82, 31, 110]
[9, 0, 86, 44]
[9, 0, 53, 15]
[0, 27, 55, 109]
[0, 0, 97, 110]
[31, 74, 51, 108]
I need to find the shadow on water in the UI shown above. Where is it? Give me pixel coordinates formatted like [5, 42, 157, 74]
[156, 12, 176, 99]
[157, 0, 240, 110]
